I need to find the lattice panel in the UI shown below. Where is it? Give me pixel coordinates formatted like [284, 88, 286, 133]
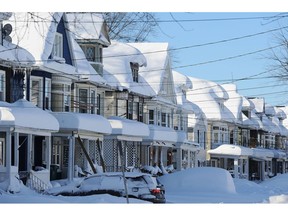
[88, 140, 102, 165]
[126, 141, 138, 167]
[103, 139, 119, 172]
[74, 142, 85, 168]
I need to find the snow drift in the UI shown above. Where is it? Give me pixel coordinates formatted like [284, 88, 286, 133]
[159, 167, 236, 194]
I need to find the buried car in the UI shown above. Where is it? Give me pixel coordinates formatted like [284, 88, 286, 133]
[46, 172, 166, 203]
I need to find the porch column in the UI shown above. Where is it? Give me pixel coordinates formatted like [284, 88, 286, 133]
[154, 146, 159, 166]
[45, 136, 51, 172]
[67, 135, 75, 182]
[234, 158, 239, 178]
[244, 158, 249, 180]
[260, 161, 265, 181]
[223, 158, 228, 170]
[239, 159, 243, 177]
[6, 130, 12, 189]
[27, 134, 33, 172]
[13, 132, 19, 166]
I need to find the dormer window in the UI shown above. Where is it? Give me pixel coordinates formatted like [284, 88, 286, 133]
[80, 44, 101, 62]
[80, 44, 103, 75]
[52, 33, 63, 58]
[130, 62, 139, 82]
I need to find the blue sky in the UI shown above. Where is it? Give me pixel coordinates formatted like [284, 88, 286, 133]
[148, 12, 288, 106]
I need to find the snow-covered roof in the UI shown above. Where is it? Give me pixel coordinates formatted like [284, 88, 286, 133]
[172, 70, 194, 113]
[52, 112, 112, 135]
[186, 76, 234, 123]
[208, 144, 253, 157]
[103, 41, 155, 96]
[277, 106, 288, 128]
[0, 99, 59, 133]
[6, 12, 77, 75]
[0, 40, 35, 67]
[242, 96, 255, 110]
[65, 13, 110, 46]
[68, 32, 107, 85]
[242, 113, 258, 129]
[248, 97, 264, 113]
[128, 42, 170, 95]
[108, 116, 149, 138]
[144, 125, 178, 145]
[221, 83, 243, 124]
[262, 115, 280, 134]
[250, 110, 264, 130]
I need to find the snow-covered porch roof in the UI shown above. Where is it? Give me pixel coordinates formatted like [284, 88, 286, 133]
[0, 99, 59, 135]
[251, 148, 274, 161]
[143, 125, 178, 147]
[175, 131, 200, 150]
[107, 116, 149, 141]
[52, 112, 112, 136]
[208, 144, 253, 158]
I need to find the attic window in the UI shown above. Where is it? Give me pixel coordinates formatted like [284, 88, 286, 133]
[130, 62, 139, 82]
[52, 33, 63, 58]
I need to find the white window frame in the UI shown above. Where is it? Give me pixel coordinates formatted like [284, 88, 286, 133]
[45, 78, 51, 110]
[0, 70, 5, 101]
[30, 76, 43, 108]
[77, 86, 97, 114]
[52, 32, 63, 58]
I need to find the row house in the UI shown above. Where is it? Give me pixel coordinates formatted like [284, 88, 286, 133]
[0, 13, 60, 192]
[172, 70, 206, 169]
[102, 41, 152, 172]
[128, 43, 180, 173]
[1, 12, 114, 192]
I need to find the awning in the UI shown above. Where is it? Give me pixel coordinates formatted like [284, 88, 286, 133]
[52, 112, 112, 135]
[143, 125, 177, 146]
[208, 144, 253, 157]
[0, 99, 59, 134]
[108, 116, 149, 140]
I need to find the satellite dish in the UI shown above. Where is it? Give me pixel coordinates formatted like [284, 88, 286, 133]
[4, 35, 12, 43]
[3, 23, 12, 36]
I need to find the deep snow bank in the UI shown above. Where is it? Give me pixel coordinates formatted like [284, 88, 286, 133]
[159, 167, 236, 194]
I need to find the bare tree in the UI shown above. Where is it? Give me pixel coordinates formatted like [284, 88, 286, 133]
[269, 28, 288, 82]
[101, 12, 159, 42]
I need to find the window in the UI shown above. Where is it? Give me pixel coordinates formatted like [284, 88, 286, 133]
[130, 62, 139, 82]
[52, 33, 63, 58]
[138, 98, 144, 122]
[79, 89, 88, 113]
[51, 82, 71, 112]
[44, 79, 51, 110]
[127, 95, 133, 119]
[161, 112, 167, 127]
[149, 110, 154, 125]
[31, 78, 42, 108]
[96, 93, 101, 115]
[90, 90, 96, 114]
[0, 71, 5, 101]
[80, 44, 102, 63]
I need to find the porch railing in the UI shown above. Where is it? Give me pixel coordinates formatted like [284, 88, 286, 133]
[27, 171, 51, 193]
